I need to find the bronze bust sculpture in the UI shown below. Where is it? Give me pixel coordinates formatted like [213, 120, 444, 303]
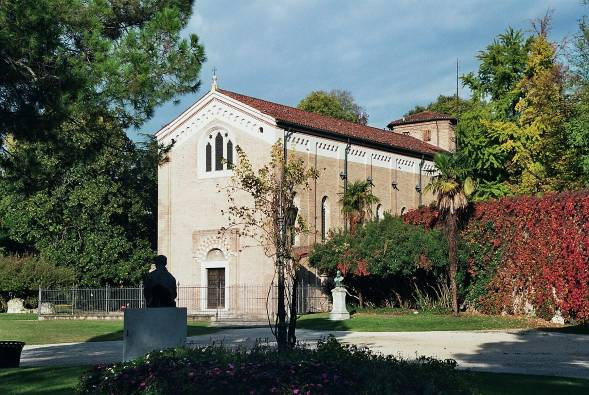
[143, 255, 177, 307]
[334, 270, 344, 288]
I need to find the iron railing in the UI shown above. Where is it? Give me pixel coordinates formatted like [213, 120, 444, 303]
[38, 284, 328, 319]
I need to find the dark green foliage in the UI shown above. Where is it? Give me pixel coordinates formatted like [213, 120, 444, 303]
[567, 86, 589, 186]
[297, 90, 368, 124]
[0, 254, 76, 310]
[454, 103, 512, 200]
[310, 214, 447, 277]
[77, 337, 470, 394]
[0, 0, 204, 286]
[0, 130, 160, 285]
[462, 27, 530, 119]
[0, 255, 76, 293]
[310, 215, 452, 307]
[0, 0, 206, 140]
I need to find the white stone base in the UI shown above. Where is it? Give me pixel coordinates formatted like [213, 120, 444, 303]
[329, 287, 350, 321]
[123, 308, 187, 361]
[7, 298, 27, 314]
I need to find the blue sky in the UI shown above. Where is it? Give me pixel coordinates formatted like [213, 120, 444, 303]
[132, 0, 586, 141]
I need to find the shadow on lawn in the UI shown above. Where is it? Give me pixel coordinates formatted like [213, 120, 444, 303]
[453, 328, 589, 380]
[538, 322, 589, 335]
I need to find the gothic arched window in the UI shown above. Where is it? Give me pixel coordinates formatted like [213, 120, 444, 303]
[215, 133, 223, 171]
[205, 143, 212, 172]
[226, 140, 233, 169]
[203, 130, 235, 175]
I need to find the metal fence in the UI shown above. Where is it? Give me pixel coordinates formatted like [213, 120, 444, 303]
[38, 284, 328, 320]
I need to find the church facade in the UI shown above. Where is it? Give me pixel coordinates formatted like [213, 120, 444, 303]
[155, 82, 455, 315]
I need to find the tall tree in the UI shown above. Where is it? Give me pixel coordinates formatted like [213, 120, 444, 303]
[567, 4, 589, 185]
[298, 90, 368, 125]
[0, 0, 206, 285]
[222, 141, 318, 349]
[462, 27, 530, 119]
[0, 0, 205, 142]
[457, 22, 575, 197]
[426, 153, 474, 316]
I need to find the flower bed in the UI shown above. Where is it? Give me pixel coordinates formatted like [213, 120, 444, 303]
[78, 337, 470, 394]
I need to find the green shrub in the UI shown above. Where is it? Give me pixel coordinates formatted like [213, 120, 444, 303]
[0, 254, 76, 293]
[310, 215, 460, 308]
[77, 337, 471, 394]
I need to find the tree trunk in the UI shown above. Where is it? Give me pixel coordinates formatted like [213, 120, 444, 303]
[287, 273, 298, 348]
[277, 257, 287, 349]
[448, 213, 459, 316]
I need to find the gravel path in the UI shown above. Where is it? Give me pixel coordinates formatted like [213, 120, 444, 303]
[21, 327, 589, 379]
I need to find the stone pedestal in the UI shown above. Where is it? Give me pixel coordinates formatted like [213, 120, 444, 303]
[123, 308, 187, 361]
[7, 298, 27, 314]
[329, 287, 350, 320]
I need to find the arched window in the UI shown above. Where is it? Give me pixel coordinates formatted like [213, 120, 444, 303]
[215, 133, 223, 171]
[375, 204, 383, 221]
[204, 130, 235, 174]
[205, 143, 212, 172]
[321, 196, 330, 241]
[226, 140, 233, 169]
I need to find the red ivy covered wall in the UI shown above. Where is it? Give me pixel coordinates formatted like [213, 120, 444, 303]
[404, 190, 589, 321]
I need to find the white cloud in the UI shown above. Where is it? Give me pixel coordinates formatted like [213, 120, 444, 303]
[133, 0, 585, 138]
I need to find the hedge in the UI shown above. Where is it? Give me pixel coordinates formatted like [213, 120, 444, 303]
[0, 254, 76, 311]
[404, 190, 589, 322]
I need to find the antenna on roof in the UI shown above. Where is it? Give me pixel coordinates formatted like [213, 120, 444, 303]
[212, 66, 218, 91]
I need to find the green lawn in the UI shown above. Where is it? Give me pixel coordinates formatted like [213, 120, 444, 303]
[465, 371, 589, 395]
[1, 366, 587, 395]
[0, 366, 86, 395]
[297, 310, 543, 332]
[0, 314, 218, 345]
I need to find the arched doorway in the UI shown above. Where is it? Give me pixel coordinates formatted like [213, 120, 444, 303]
[203, 248, 227, 310]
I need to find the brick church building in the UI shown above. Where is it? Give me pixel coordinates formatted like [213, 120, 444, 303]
[155, 80, 455, 317]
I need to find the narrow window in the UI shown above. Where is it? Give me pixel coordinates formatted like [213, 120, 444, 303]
[321, 196, 329, 241]
[205, 143, 212, 172]
[215, 133, 223, 171]
[422, 129, 431, 141]
[226, 140, 233, 169]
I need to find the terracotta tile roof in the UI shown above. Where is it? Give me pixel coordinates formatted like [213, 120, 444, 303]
[388, 111, 456, 128]
[218, 89, 444, 156]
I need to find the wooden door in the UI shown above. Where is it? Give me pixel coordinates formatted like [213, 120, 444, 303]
[207, 268, 225, 309]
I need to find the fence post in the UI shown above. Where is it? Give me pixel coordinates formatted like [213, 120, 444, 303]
[71, 287, 75, 315]
[106, 284, 110, 314]
[37, 286, 42, 316]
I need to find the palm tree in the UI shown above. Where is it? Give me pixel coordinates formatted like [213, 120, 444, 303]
[339, 180, 380, 234]
[426, 153, 474, 316]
